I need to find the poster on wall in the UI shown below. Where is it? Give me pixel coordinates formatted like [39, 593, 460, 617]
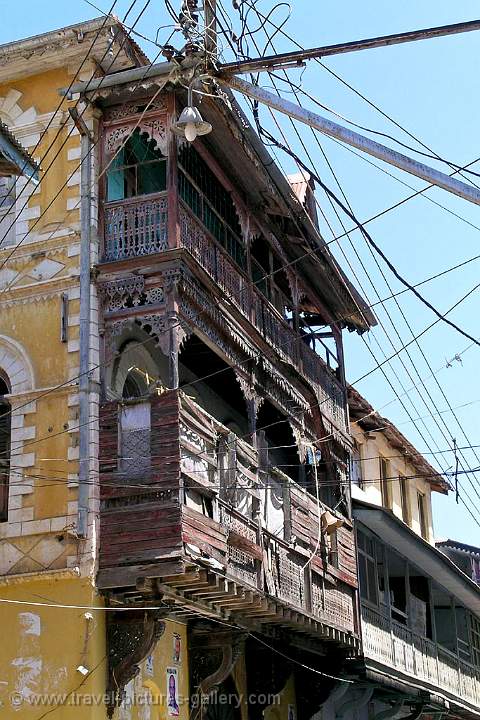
[145, 654, 154, 676]
[173, 633, 182, 664]
[166, 667, 180, 717]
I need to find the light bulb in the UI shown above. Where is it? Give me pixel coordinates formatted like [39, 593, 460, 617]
[185, 122, 197, 143]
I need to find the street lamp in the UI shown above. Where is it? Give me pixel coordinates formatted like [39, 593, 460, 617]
[172, 77, 212, 142]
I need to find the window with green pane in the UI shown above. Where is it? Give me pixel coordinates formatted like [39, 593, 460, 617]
[106, 129, 167, 201]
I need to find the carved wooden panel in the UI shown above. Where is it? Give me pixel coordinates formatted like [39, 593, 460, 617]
[104, 195, 168, 261]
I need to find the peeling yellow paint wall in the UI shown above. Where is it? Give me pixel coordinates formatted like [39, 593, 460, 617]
[0, 63, 84, 572]
[264, 675, 296, 720]
[117, 620, 190, 720]
[0, 576, 107, 719]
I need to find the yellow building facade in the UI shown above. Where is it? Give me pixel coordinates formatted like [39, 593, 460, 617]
[0, 18, 191, 719]
[0, 19, 303, 720]
[348, 386, 449, 542]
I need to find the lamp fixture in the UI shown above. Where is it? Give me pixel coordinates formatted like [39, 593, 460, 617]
[172, 77, 212, 143]
[321, 510, 344, 535]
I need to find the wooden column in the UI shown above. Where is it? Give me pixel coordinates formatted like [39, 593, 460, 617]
[167, 93, 181, 249]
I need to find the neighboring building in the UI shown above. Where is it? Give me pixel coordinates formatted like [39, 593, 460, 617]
[0, 15, 381, 720]
[323, 388, 480, 720]
[437, 540, 480, 586]
[348, 385, 449, 542]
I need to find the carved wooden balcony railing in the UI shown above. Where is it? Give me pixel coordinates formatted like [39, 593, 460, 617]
[101, 196, 347, 431]
[361, 604, 480, 710]
[103, 193, 169, 261]
[179, 205, 347, 432]
[98, 392, 358, 646]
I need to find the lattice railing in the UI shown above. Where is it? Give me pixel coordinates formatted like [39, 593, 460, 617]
[361, 604, 480, 708]
[179, 205, 347, 431]
[104, 194, 168, 261]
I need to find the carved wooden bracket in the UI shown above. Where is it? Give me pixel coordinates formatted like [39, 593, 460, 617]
[106, 609, 167, 717]
[189, 630, 246, 720]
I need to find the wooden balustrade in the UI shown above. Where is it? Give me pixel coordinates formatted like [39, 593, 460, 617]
[361, 604, 480, 708]
[178, 393, 356, 631]
[103, 193, 169, 261]
[179, 205, 347, 432]
[101, 197, 347, 430]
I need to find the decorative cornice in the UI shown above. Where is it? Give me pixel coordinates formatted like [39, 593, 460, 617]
[0, 275, 79, 306]
[0, 567, 80, 586]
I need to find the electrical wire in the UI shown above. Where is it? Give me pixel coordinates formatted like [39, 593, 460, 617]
[0, 0, 153, 258]
[0, 7, 478, 524]
[235, 0, 480, 189]
[0, 0, 121, 213]
[231, 13, 478, 500]
[239, 12, 480, 512]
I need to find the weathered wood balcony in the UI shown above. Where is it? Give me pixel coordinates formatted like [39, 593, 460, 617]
[98, 391, 358, 648]
[361, 604, 480, 711]
[102, 195, 347, 434]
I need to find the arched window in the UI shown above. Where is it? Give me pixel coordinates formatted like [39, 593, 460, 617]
[106, 128, 167, 202]
[0, 374, 11, 522]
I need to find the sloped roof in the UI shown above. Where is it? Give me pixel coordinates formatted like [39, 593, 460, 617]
[0, 121, 39, 179]
[348, 385, 449, 494]
[0, 16, 148, 83]
[59, 53, 376, 333]
[436, 539, 480, 558]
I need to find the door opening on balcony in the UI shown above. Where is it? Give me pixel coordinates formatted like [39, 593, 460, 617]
[106, 128, 167, 201]
[250, 236, 293, 319]
[179, 334, 249, 437]
[256, 400, 301, 485]
[110, 333, 169, 400]
[178, 143, 246, 270]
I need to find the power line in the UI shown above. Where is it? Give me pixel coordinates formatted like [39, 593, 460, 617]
[0, 8, 478, 524]
[0, 0, 152, 259]
[237, 14, 480, 512]
[0, 1, 121, 213]
[235, 0, 480, 190]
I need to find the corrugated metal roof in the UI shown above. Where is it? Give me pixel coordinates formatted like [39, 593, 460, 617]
[436, 539, 480, 558]
[0, 122, 39, 179]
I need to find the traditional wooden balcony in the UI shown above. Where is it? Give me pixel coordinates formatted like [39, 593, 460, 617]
[361, 604, 480, 712]
[101, 195, 347, 434]
[97, 390, 358, 649]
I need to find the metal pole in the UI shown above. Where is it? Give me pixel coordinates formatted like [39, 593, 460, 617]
[218, 18, 480, 75]
[71, 109, 93, 539]
[204, 0, 217, 58]
[219, 75, 480, 207]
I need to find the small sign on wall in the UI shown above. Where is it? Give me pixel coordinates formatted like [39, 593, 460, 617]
[173, 633, 182, 664]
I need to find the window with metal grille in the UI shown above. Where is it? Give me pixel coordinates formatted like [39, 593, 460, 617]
[178, 144, 246, 269]
[0, 376, 11, 521]
[119, 402, 151, 481]
[106, 129, 167, 201]
[351, 441, 364, 488]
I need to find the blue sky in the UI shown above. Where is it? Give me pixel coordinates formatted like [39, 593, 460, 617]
[1, 1, 479, 544]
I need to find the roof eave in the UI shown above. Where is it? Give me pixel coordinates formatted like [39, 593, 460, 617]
[0, 124, 39, 181]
